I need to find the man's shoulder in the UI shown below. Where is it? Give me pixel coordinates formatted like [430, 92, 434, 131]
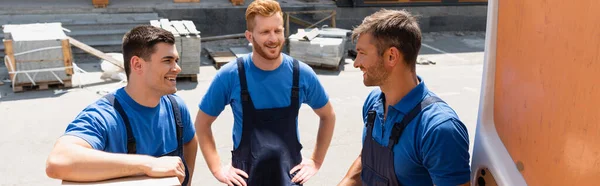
[161, 94, 189, 111]
[419, 94, 465, 134]
[162, 93, 184, 103]
[88, 94, 118, 114]
[70, 94, 121, 126]
[217, 59, 241, 75]
[291, 58, 312, 72]
[214, 55, 246, 79]
[362, 88, 382, 117]
[286, 55, 317, 76]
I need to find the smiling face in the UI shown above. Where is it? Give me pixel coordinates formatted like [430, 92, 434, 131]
[248, 13, 285, 60]
[122, 25, 179, 96]
[139, 42, 181, 95]
[353, 33, 391, 86]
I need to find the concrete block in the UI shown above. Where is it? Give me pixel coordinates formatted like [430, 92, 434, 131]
[12, 40, 63, 61]
[3, 24, 71, 84]
[150, 19, 202, 75]
[14, 61, 70, 84]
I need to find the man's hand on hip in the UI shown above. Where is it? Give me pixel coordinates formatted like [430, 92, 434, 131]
[214, 164, 248, 186]
[290, 158, 322, 184]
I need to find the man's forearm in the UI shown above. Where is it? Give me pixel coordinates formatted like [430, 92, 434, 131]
[183, 135, 199, 186]
[196, 126, 222, 175]
[46, 141, 152, 181]
[339, 155, 362, 186]
[311, 114, 336, 165]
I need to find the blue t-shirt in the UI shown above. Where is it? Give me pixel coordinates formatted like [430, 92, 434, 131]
[64, 88, 195, 156]
[362, 77, 471, 186]
[199, 53, 329, 149]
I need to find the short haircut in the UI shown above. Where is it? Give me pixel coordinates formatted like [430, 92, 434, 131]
[245, 0, 283, 31]
[122, 25, 175, 79]
[352, 9, 422, 71]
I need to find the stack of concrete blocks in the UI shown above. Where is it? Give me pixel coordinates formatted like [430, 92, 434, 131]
[0, 13, 160, 62]
[150, 19, 201, 76]
[288, 28, 351, 68]
[2, 22, 72, 85]
[174, 0, 200, 2]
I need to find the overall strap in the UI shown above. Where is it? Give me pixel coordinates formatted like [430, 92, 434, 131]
[387, 96, 444, 149]
[103, 94, 136, 154]
[366, 110, 377, 136]
[366, 110, 377, 127]
[166, 95, 183, 155]
[291, 59, 300, 109]
[236, 57, 250, 103]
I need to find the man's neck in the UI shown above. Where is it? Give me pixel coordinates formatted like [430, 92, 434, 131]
[380, 71, 419, 118]
[124, 81, 161, 108]
[251, 52, 282, 71]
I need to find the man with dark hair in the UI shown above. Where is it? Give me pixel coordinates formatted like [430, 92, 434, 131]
[195, 0, 336, 185]
[45, 25, 198, 186]
[339, 9, 471, 186]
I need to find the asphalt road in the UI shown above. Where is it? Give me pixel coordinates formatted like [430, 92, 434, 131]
[0, 31, 485, 186]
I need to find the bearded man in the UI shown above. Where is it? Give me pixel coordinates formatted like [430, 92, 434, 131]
[194, 0, 336, 185]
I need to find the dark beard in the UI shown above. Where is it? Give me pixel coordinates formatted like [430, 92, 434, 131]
[364, 59, 389, 86]
[252, 37, 282, 60]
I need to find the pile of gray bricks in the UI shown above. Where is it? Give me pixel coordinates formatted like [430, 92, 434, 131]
[2, 22, 72, 85]
[150, 19, 201, 75]
[0, 13, 160, 61]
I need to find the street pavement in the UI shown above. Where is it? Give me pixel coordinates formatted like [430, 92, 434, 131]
[0, 31, 485, 186]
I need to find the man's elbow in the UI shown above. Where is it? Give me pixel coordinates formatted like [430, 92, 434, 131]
[319, 114, 336, 129]
[321, 111, 336, 120]
[318, 105, 336, 123]
[45, 154, 72, 179]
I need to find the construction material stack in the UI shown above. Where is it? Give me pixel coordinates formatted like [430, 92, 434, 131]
[288, 28, 351, 70]
[92, 0, 109, 8]
[173, 0, 200, 2]
[150, 19, 201, 81]
[2, 22, 73, 92]
[231, 0, 244, 6]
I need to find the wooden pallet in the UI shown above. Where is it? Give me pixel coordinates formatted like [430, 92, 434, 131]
[3, 24, 75, 93]
[93, 4, 107, 8]
[92, 0, 109, 8]
[13, 80, 72, 93]
[213, 55, 237, 69]
[177, 74, 198, 82]
[304, 56, 345, 71]
[174, 0, 200, 2]
[231, 0, 244, 6]
[3, 39, 74, 86]
[306, 63, 341, 71]
[206, 48, 237, 70]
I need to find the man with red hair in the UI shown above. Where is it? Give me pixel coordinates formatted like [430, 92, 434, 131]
[195, 0, 336, 185]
